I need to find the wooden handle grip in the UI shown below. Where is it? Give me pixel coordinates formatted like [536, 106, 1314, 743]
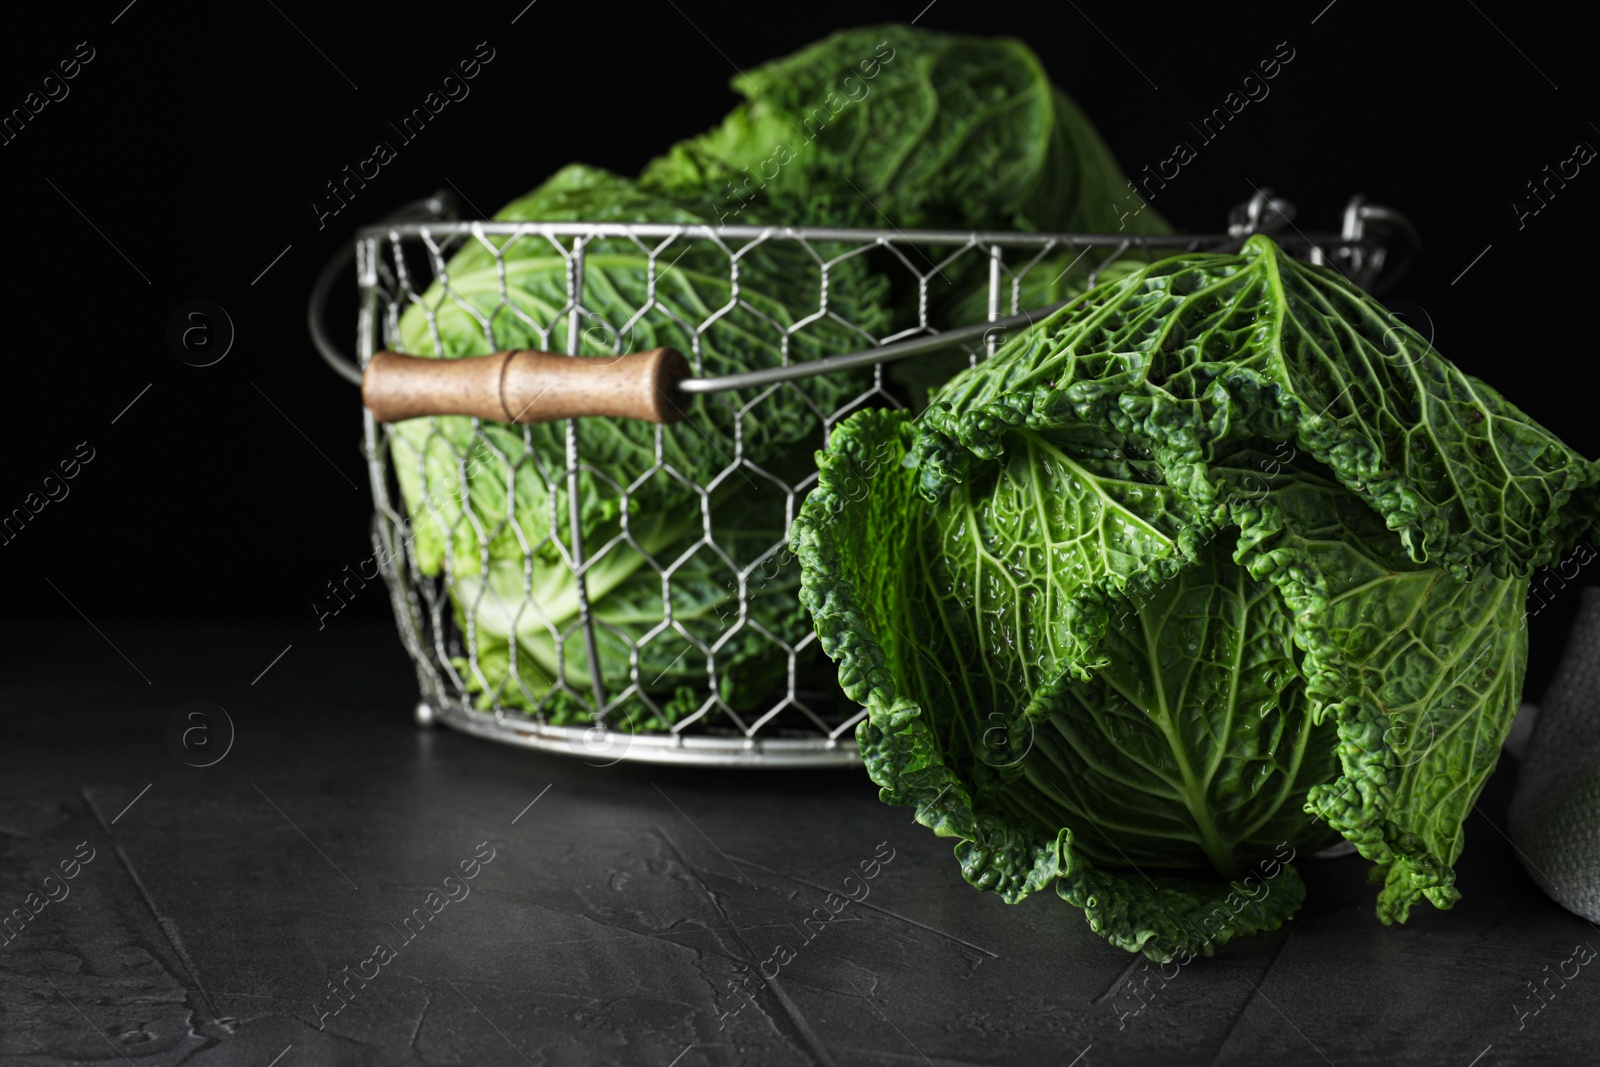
[362, 349, 690, 425]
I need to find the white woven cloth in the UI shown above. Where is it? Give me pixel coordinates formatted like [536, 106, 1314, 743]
[1510, 587, 1600, 922]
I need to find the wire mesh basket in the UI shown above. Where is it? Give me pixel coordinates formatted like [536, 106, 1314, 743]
[312, 189, 1415, 767]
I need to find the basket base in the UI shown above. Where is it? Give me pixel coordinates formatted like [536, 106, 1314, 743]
[426, 700, 863, 768]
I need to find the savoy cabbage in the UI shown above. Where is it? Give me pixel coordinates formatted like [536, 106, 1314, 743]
[390, 164, 884, 723]
[388, 27, 1162, 727]
[640, 25, 1165, 238]
[790, 235, 1599, 958]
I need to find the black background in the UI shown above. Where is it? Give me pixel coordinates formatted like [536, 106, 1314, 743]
[3, 0, 1596, 697]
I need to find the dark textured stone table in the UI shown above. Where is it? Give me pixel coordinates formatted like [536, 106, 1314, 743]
[2, 620, 1596, 1066]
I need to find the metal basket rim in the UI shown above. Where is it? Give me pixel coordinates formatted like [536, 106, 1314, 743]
[356, 219, 1350, 249]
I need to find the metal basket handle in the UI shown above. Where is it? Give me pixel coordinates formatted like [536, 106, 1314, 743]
[362, 348, 692, 425]
[308, 189, 460, 386]
[356, 300, 1068, 425]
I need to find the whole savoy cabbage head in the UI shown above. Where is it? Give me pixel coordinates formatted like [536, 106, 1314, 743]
[790, 235, 1600, 959]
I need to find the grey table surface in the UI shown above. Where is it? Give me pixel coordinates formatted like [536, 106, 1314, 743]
[1, 621, 1596, 1067]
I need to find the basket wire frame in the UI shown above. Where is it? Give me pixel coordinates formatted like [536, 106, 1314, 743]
[354, 196, 1406, 766]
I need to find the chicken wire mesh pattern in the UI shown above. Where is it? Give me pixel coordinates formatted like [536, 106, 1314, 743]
[353, 201, 1404, 766]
